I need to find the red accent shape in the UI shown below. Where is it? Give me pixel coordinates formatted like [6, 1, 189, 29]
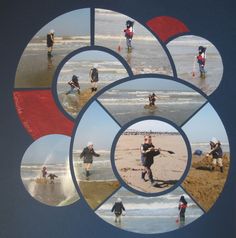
[13, 90, 74, 140]
[147, 16, 189, 43]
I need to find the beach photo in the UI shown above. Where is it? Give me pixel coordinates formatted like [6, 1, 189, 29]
[57, 50, 128, 118]
[98, 77, 206, 126]
[20, 135, 79, 206]
[73, 101, 121, 209]
[15, 8, 90, 88]
[167, 35, 223, 95]
[96, 186, 204, 234]
[114, 120, 188, 194]
[95, 9, 173, 75]
[182, 103, 230, 211]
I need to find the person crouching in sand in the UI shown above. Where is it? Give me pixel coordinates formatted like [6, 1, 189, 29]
[80, 142, 100, 177]
[140, 135, 161, 185]
[111, 198, 126, 223]
[206, 137, 224, 173]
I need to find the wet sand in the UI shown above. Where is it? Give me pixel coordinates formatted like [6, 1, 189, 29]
[115, 134, 188, 193]
[79, 180, 120, 209]
[182, 154, 229, 211]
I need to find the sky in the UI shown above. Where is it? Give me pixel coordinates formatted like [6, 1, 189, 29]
[113, 78, 194, 91]
[128, 120, 178, 132]
[182, 103, 228, 143]
[73, 101, 120, 150]
[35, 8, 90, 37]
[69, 50, 121, 62]
[21, 135, 70, 164]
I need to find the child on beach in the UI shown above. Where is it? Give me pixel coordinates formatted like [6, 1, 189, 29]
[124, 20, 134, 51]
[206, 137, 224, 173]
[41, 166, 47, 179]
[197, 46, 207, 78]
[47, 29, 55, 57]
[80, 142, 100, 177]
[66, 75, 80, 95]
[178, 195, 188, 226]
[47, 173, 58, 184]
[148, 93, 158, 106]
[89, 65, 99, 93]
[111, 198, 126, 223]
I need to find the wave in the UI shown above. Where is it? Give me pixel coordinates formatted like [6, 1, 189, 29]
[96, 34, 156, 41]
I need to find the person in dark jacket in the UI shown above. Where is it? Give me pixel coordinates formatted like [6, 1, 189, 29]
[47, 173, 58, 184]
[111, 198, 126, 223]
[47, 29, 55, 57]
[41, 166, 47, 180]
[89, 64, 99, 93]
[80, 142, 100, 177]
[178, 195, 188, 226]
[140, 135, 161, 184]
[66, 75, 80, 95]
[206, 137, 223, 173]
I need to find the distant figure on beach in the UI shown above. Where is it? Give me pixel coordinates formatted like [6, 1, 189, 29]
[80, 142, 100, 177]
[47, 29, 55, 57]
[41, 166, 47, 179]
[48, 173, 58, 184]
[206, 137, 224, 173]
[89, 64, 99, 93]
[178, 195, 188, 226]
[148, 93, 158, 106]
[140, 135, 161, 185]
[124, 20, 134, 51]
[197, 46, 207, 78]
[66, 75, 80, 95]
[111, 198, 126, 223]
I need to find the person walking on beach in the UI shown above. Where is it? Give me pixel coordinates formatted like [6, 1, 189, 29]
[197, 46, 207, 78]
[41, 166, 47, 179]
[140, 135, 161, 185]
[66, 75, 80, 95]
[47, 173, 58, 184]
[124, 20, 134, 51]
[206, 137, 224, 173]
[80, 142, 100, 177]
[47, 29, 55, 57]
[178, 195, 188, 226]
[89, 64, 99, 93]
[111, 198, 126, 223]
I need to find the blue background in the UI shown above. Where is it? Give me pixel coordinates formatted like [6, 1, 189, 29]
[0, 0, 235, 237]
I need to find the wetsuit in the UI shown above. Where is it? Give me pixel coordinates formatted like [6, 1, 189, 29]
[80, 147, 100, 164]
[66, 75, 80, 95]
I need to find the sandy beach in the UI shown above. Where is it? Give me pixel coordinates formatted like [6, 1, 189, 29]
[182, 154, 230, 211]
[115, 134, 188, 193]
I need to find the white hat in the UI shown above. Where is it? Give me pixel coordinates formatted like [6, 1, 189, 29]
[117, 198, 122, 202]
[87, 142, 93, 147]
[50, 29, 55, 34]
[210, 137, 218, 144]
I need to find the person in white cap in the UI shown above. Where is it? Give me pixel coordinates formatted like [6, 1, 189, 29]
[206, 137, 224, 173]
[80, 142, 100, 177]
[89, 64, 99, 93]
[111, 197, 126, 223]
[47, 29, 55, 57]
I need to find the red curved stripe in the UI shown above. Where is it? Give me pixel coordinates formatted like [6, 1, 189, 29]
[13, 90, 74, 140]
[147, 16, 189, 43]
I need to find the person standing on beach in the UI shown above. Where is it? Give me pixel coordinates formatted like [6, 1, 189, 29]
[206, 137, 224, 173]
[196, 46, 207, 78]
[178, 195, 188, 226]
[47, 29, 55, 57]
[111, 198, 126, 223]
[41, 166, 47, 179]
[89, 64, 99, 93]
[148, 93, 158, 106]
[80, 142, 100, 177]
[140, 135, 160, 185]
[124, 20, 134, 51]
[66, 75, 80, 95]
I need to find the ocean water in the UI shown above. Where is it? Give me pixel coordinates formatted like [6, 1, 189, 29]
[167, 35, 223, 95]
[73, 151, 116, 181]
[15, 37, 90, 88]
[98, 90, 206, 126]
[96, 187, 204, 234]
[95, 9, 173, 75]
